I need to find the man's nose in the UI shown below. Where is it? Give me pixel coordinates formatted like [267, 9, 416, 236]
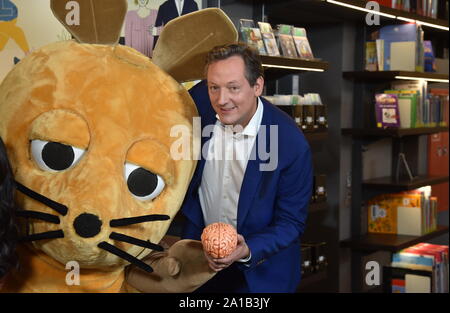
[217, 88, 229, 106]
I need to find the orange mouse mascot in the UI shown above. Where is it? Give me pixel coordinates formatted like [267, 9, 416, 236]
[0, 0, 237, 292]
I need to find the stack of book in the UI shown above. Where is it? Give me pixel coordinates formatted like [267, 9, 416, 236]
[388, 242, 449, 293]
[367, 189, 438, 236]
[238, 19, 315, 59]
[374, 80, 449, 129]
[365, 23, 425, 72]
[374, 0, 445, 18]
[238, 19, 267, 56]
[266, 94, 328, 130]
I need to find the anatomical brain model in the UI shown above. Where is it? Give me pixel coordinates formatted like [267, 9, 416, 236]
[0, 0, 237, 292]
[201, 223, 238, 258]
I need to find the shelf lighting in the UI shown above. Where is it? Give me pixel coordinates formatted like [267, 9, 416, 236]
[415, 21, 449, 31]
[325, 0, 396, 18]
[396, 16, 416, 23]
[326, 0, 449, 31]
[262, 64, 325, 72]
[395, 75, 449, 83]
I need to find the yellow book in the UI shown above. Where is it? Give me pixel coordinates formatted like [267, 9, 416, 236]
[367, 194, 397, 234]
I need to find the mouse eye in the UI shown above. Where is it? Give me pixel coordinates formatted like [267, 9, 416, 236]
[31, 140, 85, 172]
[124, 163, 165, 201]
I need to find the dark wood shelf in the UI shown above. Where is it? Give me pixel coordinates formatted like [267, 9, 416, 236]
[340, 225, 449, 252]
[342, 126, 449, 138]
[297, 270, 327, 291]
[343, 70, 449, 82]
[309, 201, 328, 213]
[363, 175, 449, 191]
[304, 129, 328, 141]
[261, 55, 329, 80]
[267, 0, 449, 31]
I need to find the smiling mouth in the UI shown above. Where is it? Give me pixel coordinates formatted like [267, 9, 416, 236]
[220, 107, 236, 113]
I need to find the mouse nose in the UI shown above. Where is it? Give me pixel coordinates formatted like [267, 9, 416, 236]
[73, 213, 102, 238]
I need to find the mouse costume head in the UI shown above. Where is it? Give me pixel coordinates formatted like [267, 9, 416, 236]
[0, 0, 236, 292]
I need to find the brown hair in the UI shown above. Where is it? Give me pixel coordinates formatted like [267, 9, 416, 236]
[205, 43, 264, 87]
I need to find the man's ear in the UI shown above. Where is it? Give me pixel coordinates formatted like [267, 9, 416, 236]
[254, 76, 264, 97]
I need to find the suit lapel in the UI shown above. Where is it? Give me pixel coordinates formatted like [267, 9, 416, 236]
[236, 99, 271, 232]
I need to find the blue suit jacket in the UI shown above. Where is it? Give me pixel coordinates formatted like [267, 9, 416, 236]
[181, 81, 313, 292]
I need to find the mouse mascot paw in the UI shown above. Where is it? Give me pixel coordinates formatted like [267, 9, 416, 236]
[125, 239, 216, 293]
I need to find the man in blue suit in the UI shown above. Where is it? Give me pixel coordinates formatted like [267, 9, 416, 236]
[181, 44, 313, 293]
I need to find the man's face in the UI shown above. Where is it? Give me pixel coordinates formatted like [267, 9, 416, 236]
[206, 55, 263, 128]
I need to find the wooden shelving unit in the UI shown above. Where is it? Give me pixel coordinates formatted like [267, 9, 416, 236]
[341, 225, 449, 252]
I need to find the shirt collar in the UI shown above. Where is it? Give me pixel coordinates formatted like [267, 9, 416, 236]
[215, 97, 263, 137]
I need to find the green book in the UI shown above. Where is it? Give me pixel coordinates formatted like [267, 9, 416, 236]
[384, 89, 418, 128]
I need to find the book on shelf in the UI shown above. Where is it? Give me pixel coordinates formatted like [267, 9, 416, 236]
[258, 22, 280, 56]
[292, 27, 314, 60]
[384, 89, 418, 128]
[390, 242, 449, 293]
[391, 80, 428, 127]
[385, 266, 433, 293]
[423, 40, 436, 73]
[239, 19, 267, 55]
[376, 39, 385, 71]
[365, 41, 378, 71]
[375, 93, 400, 128]
[277, 24, 298, 58]
[367, 190, 438, 236]
[376, 23, 424, 72]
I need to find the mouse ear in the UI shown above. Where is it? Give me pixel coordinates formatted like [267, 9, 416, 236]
[152, 8, 238, 83]
[50, 0, 127, 45]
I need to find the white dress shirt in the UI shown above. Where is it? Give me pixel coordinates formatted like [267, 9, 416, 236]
[199, 98, 264, 229]
[174, 0, 184, 16]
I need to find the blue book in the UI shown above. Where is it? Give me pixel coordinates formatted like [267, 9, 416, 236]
[379, 24, 418, 71]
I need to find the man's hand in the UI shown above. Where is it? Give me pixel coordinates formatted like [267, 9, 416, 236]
[204, 234, 250, 272]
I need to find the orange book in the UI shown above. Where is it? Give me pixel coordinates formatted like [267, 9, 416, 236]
[367, 194, 397, 234]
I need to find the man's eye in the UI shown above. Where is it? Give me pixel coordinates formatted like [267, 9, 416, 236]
[209, 86, 219, 92]
[124, 163, 165, 201]
[31, 140, 85, 172]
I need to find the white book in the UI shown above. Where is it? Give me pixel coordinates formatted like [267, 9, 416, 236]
[405, 274, 432, 293]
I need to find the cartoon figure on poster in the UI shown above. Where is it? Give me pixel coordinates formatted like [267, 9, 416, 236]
[0, 0, 237, 292]
[0, 0, 30, 63]
[153, 0, 198, 48]
[124, 0, 158, 58]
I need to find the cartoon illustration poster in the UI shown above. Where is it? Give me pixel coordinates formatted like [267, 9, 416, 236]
[123, 0, 201, 58]
[0, 0, 69, 82]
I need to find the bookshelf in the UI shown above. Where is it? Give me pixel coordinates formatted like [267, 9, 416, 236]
[259, 0, 449, 293]
[333, 0, 450, 291]
[341, 225, 449, 252]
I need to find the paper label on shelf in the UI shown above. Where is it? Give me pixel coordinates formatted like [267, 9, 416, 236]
[306, 117, 313, 123]
[317, 186, 325, 194]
